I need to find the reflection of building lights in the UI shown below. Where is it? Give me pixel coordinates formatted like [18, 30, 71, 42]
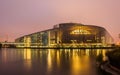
[24, 49, 31, 60]
[56, 51, 60, 67]
[86, 49, 90, 56]
[102, 50, 107, 61]
[47, 50, 52, 72]
[96, 49, 107, 61]
[2, 49, 7, 63]
[71, 50, 92, 75]
[72, 54, 81, 75]
[24, 49, 32, 71]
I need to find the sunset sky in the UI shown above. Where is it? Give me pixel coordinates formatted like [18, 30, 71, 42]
[0, 0, 120, 43]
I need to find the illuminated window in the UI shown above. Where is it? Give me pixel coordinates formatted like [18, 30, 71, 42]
[70, 29, 90, 34]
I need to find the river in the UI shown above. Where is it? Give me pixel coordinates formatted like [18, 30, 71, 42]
[0, 48, 111, 75]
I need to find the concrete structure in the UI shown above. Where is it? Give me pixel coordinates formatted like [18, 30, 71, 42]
[15, 23, 114, 47]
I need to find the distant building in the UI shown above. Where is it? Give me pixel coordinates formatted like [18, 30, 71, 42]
[15, 23, 114, 47]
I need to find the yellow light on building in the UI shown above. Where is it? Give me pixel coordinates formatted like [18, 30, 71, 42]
[70, 29, 90, 35]
[24, 36, 31, 47]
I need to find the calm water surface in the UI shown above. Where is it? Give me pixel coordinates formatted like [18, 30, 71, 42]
[0, 48, 109, 75]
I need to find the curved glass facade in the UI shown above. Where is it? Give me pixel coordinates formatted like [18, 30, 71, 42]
[15, 23, 114, 47]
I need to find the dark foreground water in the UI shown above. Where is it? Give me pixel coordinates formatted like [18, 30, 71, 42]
[0, 48, 109, 75]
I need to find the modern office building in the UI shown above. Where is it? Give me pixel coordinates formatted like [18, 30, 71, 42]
[15, 23, 114, 47]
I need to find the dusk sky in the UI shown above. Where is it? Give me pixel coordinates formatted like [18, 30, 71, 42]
[0, 0, 120, 43]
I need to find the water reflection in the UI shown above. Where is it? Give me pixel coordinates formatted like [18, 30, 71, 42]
[47, 49, 52, 72]
[56, 50, 60, 68]
[23, 49, 32, 71]
[71, 51, 81, 75]
[24, 49, 31, 60]
[1, 48, 7, 63]
[0, 48, 111, 75]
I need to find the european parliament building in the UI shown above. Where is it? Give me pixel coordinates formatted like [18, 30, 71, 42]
[15, 23, 113, 47]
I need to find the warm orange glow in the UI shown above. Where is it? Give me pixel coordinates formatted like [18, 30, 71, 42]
[70, 29, 90, 35]
[71, 52, 81, 75]
[71, 50, 91, 75]
[116, 41, 120, 45]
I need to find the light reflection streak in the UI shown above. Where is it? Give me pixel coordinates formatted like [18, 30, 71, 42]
[96, 49, 102, 56]
[96, 49, 107, 61]
[2, 48, 7, 63]
[47, 49, 52, 72]
[71, 50, 81, 75]
[86, 49, 90, 56]
[102, 49, 108, 61]
[0, 48, 108, 75]
[56, 50, 60, 68]
[24, 49, 32, 71]
[71, 49, 106, 75]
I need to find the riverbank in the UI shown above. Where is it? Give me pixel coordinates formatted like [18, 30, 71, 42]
[106, 48, 120, 69]
[97, 48, 120, 75]
[100, 61, 120, 75]
[15, 46, 118, 49]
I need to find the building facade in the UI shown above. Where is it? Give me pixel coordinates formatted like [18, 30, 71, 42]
[15, 23, 114, 47]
